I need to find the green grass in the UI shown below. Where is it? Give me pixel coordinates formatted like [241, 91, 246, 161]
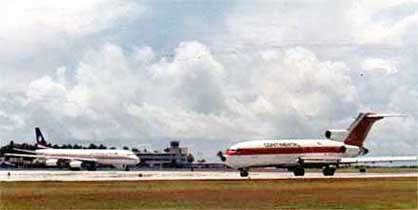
[1, 177, 417, 209]
[338, 167, 417, 173]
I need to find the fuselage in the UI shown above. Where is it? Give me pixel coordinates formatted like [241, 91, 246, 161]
[224, 139, 361, 169]
[35, 149, 140, 166]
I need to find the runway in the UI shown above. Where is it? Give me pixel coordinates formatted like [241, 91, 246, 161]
[1, 170, 417, 181]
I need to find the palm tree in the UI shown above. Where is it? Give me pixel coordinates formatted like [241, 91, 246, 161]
[187, 154, 194, 163]
[88, 144, 98, 149]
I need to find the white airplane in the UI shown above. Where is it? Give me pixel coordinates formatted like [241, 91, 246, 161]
[5, 128, 140, 171]
[219, 112, 417, 177]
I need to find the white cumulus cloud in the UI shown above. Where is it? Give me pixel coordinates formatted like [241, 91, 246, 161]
[19, 42, 360, 142]
[361, 58, 398, 75]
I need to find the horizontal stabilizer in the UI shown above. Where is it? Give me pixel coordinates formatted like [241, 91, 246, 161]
[367, 114, 407, 118]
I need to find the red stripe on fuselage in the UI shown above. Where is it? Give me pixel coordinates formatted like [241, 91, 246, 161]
[225, 146, 344, 156]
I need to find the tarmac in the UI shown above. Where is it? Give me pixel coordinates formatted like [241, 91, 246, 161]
[1, 170, 417, 181]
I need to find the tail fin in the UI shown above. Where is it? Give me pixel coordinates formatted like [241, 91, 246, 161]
[35, 127, 49, 148]
[343, 113, 405, 147]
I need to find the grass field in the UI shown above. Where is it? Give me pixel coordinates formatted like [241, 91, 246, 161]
[259, 167, 417, 173]
[1, 178, 417, 209]
[330, 167, 417, 173]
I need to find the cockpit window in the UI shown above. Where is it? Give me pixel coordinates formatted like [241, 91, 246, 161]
[229, 148, 240, 152]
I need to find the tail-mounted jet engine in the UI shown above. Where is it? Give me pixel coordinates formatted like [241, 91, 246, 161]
[325, 129, 348, 141]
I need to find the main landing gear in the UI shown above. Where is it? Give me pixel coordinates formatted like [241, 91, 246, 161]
[239, 166, 336, 177]
[239, 168, 249, 177]
[359, 168, 367, 173]
[293, 167, 305, 176]
[292, 166, 336, 176]
[86, 163, 97, 171]
[82, 162, 97, 171]
[322, 166, 336, 176]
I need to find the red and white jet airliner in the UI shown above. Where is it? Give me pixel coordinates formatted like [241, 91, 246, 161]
[219, 112, 417, 177]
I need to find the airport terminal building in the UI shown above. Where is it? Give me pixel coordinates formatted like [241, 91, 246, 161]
[135, 141, 191, 168]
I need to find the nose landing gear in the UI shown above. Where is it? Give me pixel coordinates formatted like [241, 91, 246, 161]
[239, 168, 249, 177]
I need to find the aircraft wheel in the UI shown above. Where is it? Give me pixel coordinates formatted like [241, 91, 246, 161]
[125, 166, 130, 171]
[87, 165, 97, 171]
[293, 167, 305, 176]
[239, 169, 249, 177]
[86, 162, 97, 171]
[323, 167, 336, 176]
[57, 160, 67, 169]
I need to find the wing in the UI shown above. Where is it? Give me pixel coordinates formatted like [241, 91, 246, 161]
[13, 148, 37, 154]
[5, 153, 41, 158]
[299, 156, 342, 164]
[4, 153, 97, 162]
[299, 156, 417, 165]
[340, 156, 417, 164]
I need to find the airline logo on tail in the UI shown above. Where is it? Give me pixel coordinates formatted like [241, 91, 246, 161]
[35, 127, 49, 148]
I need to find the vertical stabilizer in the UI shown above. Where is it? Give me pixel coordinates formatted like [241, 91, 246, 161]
[343, 113, 403, 147]
[35, 127, 49, 148]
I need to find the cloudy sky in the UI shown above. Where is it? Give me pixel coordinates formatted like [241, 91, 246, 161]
[0, 0, 417, 160]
